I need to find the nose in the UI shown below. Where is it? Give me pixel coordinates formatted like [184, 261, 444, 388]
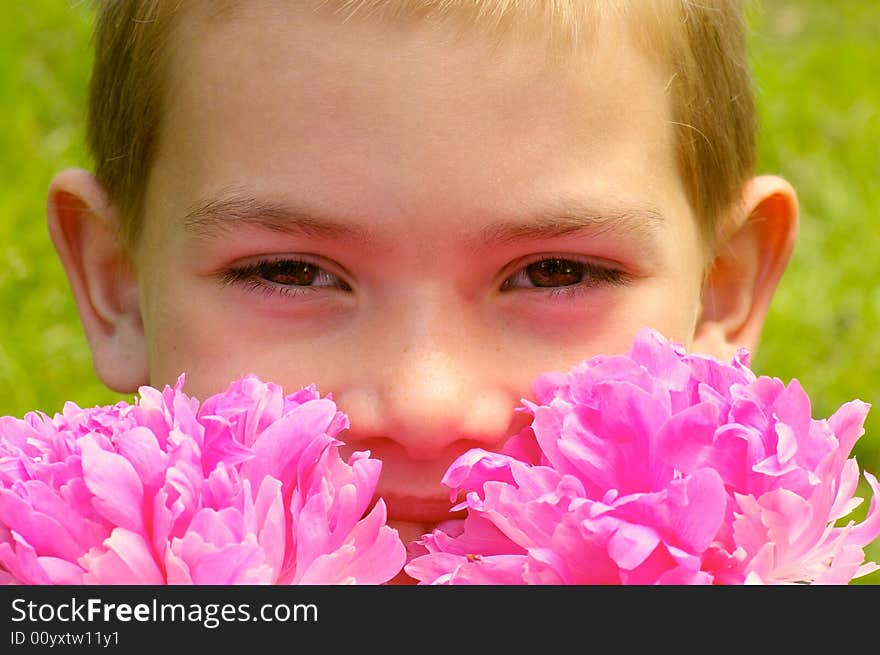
[334, 299, 522, 460]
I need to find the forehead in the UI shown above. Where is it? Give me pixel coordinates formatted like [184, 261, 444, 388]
[145, 1, 687, 244]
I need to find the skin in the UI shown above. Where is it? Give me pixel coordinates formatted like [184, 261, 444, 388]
[47, 4, 798, 582]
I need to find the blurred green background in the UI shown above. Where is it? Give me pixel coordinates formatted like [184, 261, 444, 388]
[0, 1, 878, 582]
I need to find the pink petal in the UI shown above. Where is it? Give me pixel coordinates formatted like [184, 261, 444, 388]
[187, 507, 245, 547]
[666, 468, 727, 553]
[81, 528, 164, 584]
[241, 399, 337, 487]
[35, 557, 87, 584]
[79, 437, 145, 533]
[296, 499, 406, 584]
[847, 471, 880, 547]
[174, 535, 272, 585]
[0, 535, 52, 584]
[607, 521, 661, 570]
[114, 426, 169, 491]
[252, 476, 285, 580]
[0, 487, 91, 560]
[827, 400, 871, 459]
[655, 402, 719, 473]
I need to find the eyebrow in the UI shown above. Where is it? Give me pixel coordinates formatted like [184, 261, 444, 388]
[465, 201, 665, 252]
[182, 191, 373, 243]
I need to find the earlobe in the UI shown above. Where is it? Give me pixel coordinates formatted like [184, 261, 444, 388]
[46, 168, 149, 393]
[693, 175, 799, 360]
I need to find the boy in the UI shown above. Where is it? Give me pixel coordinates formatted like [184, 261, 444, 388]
[45, 0, 798, 580]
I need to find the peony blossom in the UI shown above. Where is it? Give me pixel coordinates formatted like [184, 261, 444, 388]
[0, 375, 405, 585]
[405, 328, 880, 585]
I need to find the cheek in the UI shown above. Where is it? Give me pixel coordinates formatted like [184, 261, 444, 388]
[500, 285, 703, 370]
[138, 276, 249, 394]
[625, 292, 703, 346]
[146, 324, 242, 397]
[144, 305, 362, 401]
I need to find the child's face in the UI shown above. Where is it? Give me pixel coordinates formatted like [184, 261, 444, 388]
[133, 6, 708, 537]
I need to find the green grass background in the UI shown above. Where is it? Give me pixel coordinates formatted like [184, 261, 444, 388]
[1, 0, 878, 582]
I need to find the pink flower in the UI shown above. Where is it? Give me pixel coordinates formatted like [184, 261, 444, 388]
[405, 328, 880, 585]
[0, 375, 405, 585]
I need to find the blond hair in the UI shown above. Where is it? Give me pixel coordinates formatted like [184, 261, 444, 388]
[87, 0, 755, 250]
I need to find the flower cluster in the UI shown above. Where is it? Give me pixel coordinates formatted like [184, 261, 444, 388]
[0, 375, 405, 584]
[405, 329, 880, 584]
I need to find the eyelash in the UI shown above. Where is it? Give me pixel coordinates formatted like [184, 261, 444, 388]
[221, 259, 350, 299]
[221, 257, 631, 300]
[501, 258, 631, 297]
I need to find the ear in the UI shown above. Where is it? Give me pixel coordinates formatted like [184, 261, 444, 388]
[46, 168, 149, 393]
[692, 174, 799, 361]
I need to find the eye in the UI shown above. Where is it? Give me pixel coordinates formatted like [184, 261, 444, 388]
[501, 257, 628, 291]
[222, 258, 351, 296]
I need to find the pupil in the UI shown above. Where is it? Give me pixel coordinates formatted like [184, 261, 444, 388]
[527, 259, 582, 287]
[265, 261, 317, 285]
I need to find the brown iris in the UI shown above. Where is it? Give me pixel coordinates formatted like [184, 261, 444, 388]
[525, 258, 583, 287]
[261, 261, 319, 285]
